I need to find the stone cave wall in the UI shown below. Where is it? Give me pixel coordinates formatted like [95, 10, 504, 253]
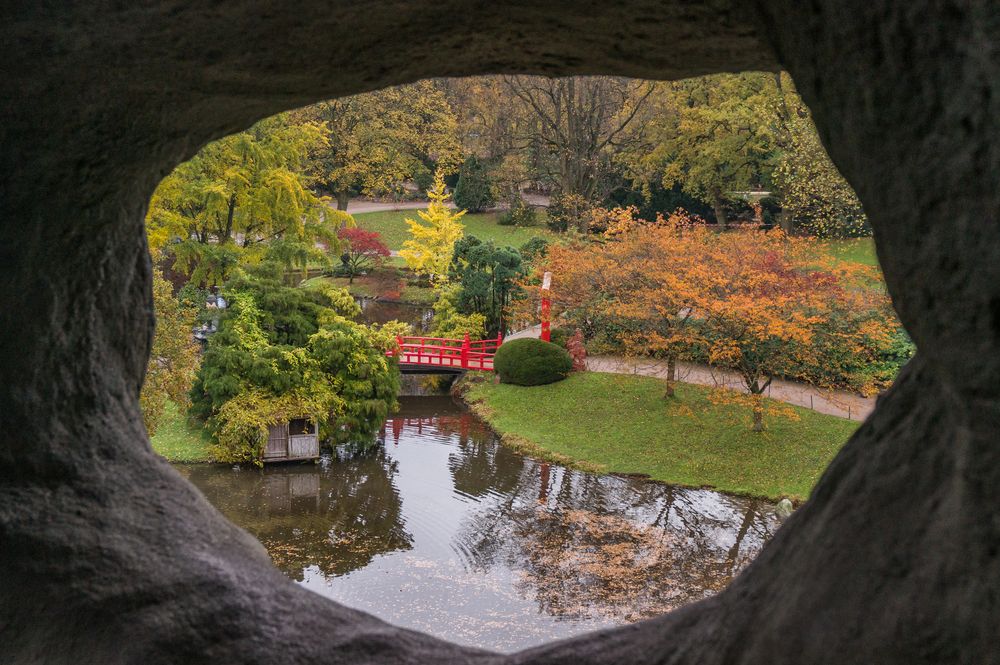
[1, 1, 997, 663]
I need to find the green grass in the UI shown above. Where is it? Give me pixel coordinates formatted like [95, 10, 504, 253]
[820, 237, 878, 266]
[150, 401, 212, 462]
[354, 210, 552, 250]
[465, 372, 858, 500]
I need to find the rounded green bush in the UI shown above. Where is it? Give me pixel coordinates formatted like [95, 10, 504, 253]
[493, 338, 573, 386]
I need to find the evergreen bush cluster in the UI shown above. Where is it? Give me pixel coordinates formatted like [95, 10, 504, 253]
[453, 156, 496, 212]
[493, 338, 573, 386]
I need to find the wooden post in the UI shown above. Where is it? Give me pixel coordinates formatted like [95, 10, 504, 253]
[541, 271, 552, 342]
[461, 332, 470, 369]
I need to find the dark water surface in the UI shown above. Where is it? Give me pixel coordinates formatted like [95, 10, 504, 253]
[176, 397, 779, 652]
[355, 297, 433, 330]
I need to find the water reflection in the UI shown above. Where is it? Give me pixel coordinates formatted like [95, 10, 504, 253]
[179, 446, 411, 579]
[355, 297, 433, 330]
[178, 396, 778, 652]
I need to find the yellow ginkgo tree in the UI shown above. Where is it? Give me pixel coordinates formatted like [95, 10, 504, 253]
[399, 170, 465, 283]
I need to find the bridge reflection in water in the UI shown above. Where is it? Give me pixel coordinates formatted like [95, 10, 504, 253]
[176, 396, 778, 652]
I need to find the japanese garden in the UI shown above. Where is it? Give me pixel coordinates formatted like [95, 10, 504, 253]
[133, 72, 912, 649]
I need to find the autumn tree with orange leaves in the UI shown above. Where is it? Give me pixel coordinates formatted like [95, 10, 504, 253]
[519, 209, 901, 431]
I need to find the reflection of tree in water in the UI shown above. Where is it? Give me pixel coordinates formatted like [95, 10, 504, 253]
[183, 447, 411, 580]
[450, 454, 776, 622]
[446, 421, 524, 500]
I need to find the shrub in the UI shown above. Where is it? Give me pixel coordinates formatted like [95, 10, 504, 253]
[493, 338, 572, 386]
[548, 327, 570, 348]
[453, 156, 496, 212]
[412, 164, 434, 194]
[499, 202, 537, 226]
[519, 236, 549, 264]
[546, 192, 589, 232]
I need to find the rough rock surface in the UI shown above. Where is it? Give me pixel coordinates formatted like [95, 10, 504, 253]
[1, 1, 997, 663]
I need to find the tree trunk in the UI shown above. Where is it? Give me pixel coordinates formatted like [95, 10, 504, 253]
[751, 393, 766, 432]
[336, 189, 350, 211]
[778, 209, 794, 233]
[664, 356, 677, 398]
[712, 192, 729, 229]
[224, 195, 236, 242]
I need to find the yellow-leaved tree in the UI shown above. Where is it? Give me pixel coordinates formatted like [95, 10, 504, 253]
[399, 170, 465, 283]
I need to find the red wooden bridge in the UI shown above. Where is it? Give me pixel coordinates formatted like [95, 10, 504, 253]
[388, 333, 502, 373]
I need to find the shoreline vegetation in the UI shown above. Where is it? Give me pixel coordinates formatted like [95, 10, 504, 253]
[457, 371, 857, 501]
[154, 371, 860, 502]
[149, 401, 212, 463]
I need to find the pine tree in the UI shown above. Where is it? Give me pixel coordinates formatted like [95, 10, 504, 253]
[399, 170, 466, 282]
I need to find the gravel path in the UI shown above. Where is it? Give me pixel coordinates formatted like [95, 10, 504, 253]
[505, 324, 875, 421]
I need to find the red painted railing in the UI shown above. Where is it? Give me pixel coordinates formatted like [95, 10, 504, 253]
[387, 333, 503, 371]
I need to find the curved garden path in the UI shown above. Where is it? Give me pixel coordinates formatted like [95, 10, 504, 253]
[505, 325, 875, 421]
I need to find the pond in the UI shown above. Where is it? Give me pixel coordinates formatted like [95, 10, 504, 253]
[355, 297, 433, 330]
[175, 396, 779, 653]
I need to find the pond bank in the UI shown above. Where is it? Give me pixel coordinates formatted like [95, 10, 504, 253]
[174, 395, 778, 652]
[149, 401, 212, 462]
[458, 372, 858, 501]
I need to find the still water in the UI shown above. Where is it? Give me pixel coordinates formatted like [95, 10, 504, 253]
[176, 396, 778, 652]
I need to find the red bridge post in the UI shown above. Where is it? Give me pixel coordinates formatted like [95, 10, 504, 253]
[461, 333, 470, 369]
[540, 271, 552, 342]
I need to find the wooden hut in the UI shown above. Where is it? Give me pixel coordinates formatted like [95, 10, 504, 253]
[263, 418, 319, 463]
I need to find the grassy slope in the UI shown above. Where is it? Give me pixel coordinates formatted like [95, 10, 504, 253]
[150, 401, 212, 462]
[820, 237, 878, 266]
[354, 210, 551, 250]
[466, 372, 858, 500]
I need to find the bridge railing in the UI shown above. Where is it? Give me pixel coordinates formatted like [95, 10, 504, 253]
[387, 333, 503, 370]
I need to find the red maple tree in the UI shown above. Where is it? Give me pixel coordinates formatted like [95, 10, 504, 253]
[337, 227, 391, 283]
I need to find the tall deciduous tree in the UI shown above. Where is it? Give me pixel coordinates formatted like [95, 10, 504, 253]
[521, 219, 899, 431]
[303, 80, 463, 209]
[147, 114, 348, 284]
[625, 73, 780, 228]
[771, 73, 868, 237]
[399, 170, 466, 283]
[502, 75, 654, 203]
[140, 256, 201, 435]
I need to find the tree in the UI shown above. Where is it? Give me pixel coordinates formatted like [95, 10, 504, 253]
[303, 80, 463, 209]
[772, 74, 868, 237]
[337, 228, 391, 283]
[519, 215, 899, 430]
[502, 76, 654, 203]
[399, 170, 466, 282]
[448, 236, 526, 336]
[427, 284, 487, 341]
[691, 229, 895, 431]
[140, 258, 201, 435]
[627, 73, 780, 228]
[521, 210, 705, 396]
[452, 156, 496, 212]
[146, 114, 349, 284]
[189, 264, 401, 462]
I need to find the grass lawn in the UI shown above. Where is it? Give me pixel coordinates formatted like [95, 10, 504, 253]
[465, 372, 858, 500]
[150, 401, 212, 462]
[354, 210, 552, 250]
[820, 237, 878, 267]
